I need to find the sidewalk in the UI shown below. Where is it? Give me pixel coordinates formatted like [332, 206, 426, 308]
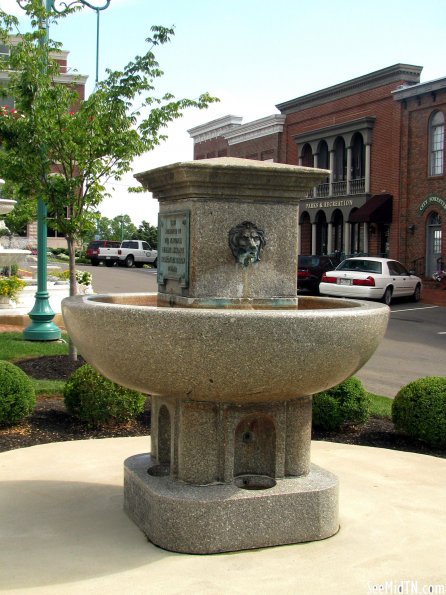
[420, 285, 446, 307]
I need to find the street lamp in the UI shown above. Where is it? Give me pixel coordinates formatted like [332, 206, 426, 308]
[21, 0, 110, 341]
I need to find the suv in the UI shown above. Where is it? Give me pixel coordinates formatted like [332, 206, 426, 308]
[86, 240, 120, 266]
[298, 255, 339, 294]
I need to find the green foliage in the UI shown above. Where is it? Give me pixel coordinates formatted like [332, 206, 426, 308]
[392, 377, 446, 448]
[312, 376, 371, 431]
[0, 275, 25, 302]
[0, 360, 36, 426]
[136, 220, 158, 248]
[0, 6, 218, 298]
[64, 364, 145, 428]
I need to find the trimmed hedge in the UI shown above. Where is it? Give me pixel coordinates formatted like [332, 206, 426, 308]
[312, 376, 371, 431]
[64, 364, 145, 428]
[0, 361, 36, 426]
[392, 377, 446, 449]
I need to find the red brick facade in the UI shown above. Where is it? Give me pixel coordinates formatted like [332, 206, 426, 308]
[189, 65, 446, 279]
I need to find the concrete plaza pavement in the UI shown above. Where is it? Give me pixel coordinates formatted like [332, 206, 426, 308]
[1, 436, 445, 594]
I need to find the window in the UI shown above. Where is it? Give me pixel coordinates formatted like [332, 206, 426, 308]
[429, 111, 444, 176]
[301, 144, 313, 167]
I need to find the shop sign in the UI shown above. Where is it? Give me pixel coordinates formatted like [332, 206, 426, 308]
[304, 199, 353, 209]
[418, 195, 446, 214]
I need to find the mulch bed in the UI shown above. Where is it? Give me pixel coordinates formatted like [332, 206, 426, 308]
[0, 355, 444, 458]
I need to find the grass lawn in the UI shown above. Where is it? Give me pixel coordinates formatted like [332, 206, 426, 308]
[0, 332, 68, 361]
[0, 332, 68, 396]
[369, 393, 393, 418]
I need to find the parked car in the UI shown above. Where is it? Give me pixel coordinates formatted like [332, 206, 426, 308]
[298, 255, 338, 294]
[86, 240, 121, 266]
[319, 257, 422, 305]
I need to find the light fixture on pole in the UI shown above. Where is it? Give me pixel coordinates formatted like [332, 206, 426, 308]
[20, 0, 110, 341]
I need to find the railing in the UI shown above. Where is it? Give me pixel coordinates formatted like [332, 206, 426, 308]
[411, 256, 425, 277]
[350, 178, 365, 194]
[316, 183, 329, 198]
[309, 177, 365, 200]
[332, 181, 347, 196]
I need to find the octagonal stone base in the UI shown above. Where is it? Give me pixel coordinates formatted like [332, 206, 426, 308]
[124, 453, 339, 554]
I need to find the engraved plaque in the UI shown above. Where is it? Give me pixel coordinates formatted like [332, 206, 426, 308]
[158, 211, 190, 287]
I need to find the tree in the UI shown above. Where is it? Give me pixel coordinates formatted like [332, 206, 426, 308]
[136, 220, 158, 249]
[0, 0, 217, 300]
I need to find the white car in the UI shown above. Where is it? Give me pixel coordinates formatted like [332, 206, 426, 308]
[319, 257, 422, 305]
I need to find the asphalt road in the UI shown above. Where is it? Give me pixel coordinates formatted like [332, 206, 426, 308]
[78, 263, 446, 398]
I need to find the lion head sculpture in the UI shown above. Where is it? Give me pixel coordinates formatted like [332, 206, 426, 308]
[228, 221, 266, 267]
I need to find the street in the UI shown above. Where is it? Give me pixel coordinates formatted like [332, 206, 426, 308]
[78, 263, 446, 398]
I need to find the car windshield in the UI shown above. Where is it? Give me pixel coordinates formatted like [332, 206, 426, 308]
[299, 256, 320, 267]
[336, 259, 382, 274]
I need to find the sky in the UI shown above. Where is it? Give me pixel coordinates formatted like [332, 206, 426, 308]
[1, 0, 445, 227]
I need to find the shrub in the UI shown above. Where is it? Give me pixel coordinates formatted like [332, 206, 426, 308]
[312, 376, 371, 431]
[64, 364, 145, 428]
[392, 377, 446, 449]
[0, 361, 36, 426]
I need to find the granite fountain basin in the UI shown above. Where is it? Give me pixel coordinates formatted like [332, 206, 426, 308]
[62, 292, 389, 403]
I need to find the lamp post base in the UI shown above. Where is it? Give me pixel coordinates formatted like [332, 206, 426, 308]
[23, 291, 61, 341]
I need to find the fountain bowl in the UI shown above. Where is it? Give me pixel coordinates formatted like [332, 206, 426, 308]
[62, 293, 389, 403]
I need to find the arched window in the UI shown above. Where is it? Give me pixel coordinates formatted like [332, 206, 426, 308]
[318, 140, 329, 169]
[333, 137, 346, 181]
[429, 111, 444, 176]
[301, 143, 313, 167]
[351, 133, 365, 179]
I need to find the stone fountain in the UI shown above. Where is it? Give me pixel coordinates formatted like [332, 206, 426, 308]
[62, 158, 389, 554]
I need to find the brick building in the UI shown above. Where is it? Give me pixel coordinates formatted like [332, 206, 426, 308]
[189, 64, 445, 279]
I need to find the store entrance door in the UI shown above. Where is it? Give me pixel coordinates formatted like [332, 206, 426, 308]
[426, 212, 442, 277]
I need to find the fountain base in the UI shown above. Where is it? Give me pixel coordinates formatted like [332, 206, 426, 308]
[124, 453, 339, 554]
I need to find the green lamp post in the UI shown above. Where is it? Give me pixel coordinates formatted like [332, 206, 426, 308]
[22, 0, 110, 341]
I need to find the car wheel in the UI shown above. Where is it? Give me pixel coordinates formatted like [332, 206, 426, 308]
[125, 255, 134, 268]
[411, 284, 421, 302]
[91, 259, 99, 266]
[381, 286, 393, 306]
[153, 257, 157, 269]
[105, 260, 114, 267]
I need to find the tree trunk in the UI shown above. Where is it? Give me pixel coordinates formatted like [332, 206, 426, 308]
[67, 235, 78, 362]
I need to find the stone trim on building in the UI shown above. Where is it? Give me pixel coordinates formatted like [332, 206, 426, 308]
[224, 114, 286, 145]
[188, 115, 242, 144]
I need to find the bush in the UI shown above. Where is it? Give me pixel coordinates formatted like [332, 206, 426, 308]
[64, 364, 145, 428]
[312, 376, 371, 431]
[0, 361, 36, 426]
[392, 377, 446, 448]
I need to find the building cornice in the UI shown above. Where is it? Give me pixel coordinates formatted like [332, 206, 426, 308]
[188, 115, 242, 143]
[224, 114, 286, 145]
[392, 76, 446, 101]
[276, 64, 422, 114]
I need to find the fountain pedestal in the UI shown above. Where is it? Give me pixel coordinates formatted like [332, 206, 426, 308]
[62, 158, 389, 553]
[125, 394, 339, 554]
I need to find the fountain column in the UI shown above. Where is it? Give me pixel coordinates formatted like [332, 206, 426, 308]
[126, 158, 339, 552]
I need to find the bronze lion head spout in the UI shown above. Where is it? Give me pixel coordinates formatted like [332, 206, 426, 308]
[228, 221, 266, 267]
